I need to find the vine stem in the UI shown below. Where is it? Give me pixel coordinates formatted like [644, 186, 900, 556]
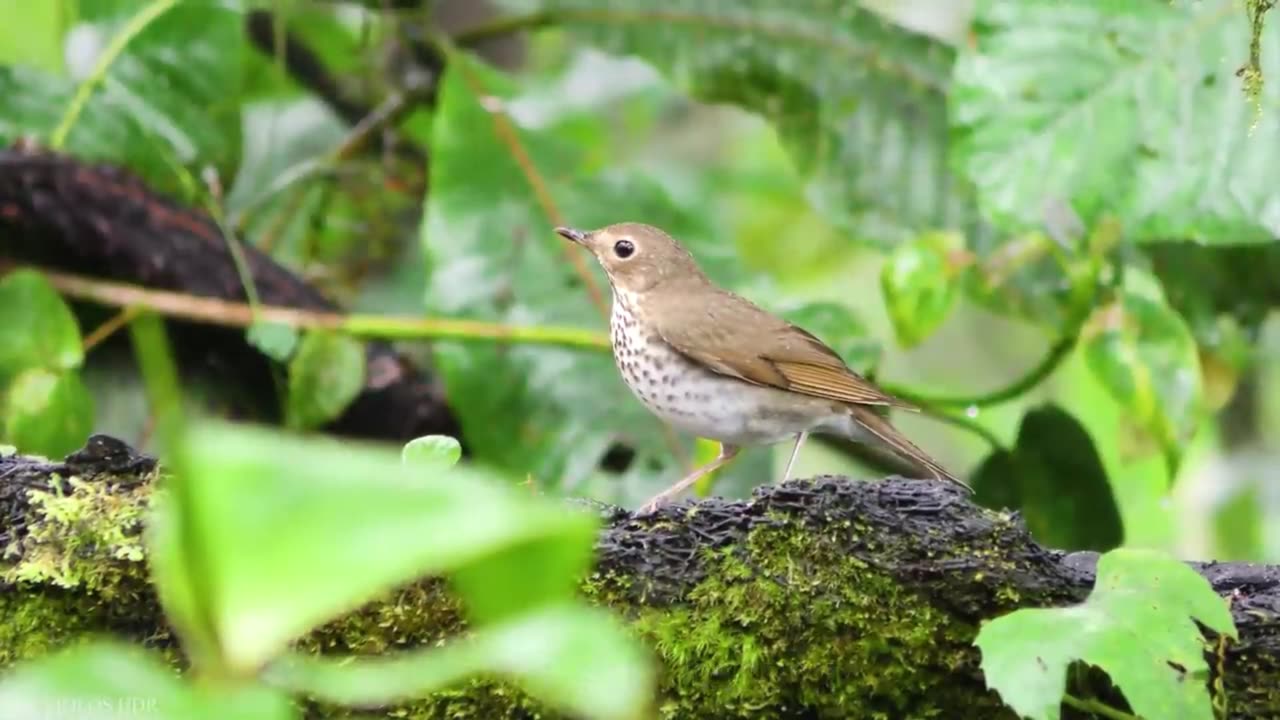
[50, 0, 178, 149]
[454, 10, 558, 44]
[881, 336, 1076, 410]
[4, 264, 609, 352]
[925, 408, 1004, 451]
[1062, 693, 1140, 720]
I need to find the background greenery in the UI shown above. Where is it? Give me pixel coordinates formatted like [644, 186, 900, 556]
[0, 1, 1275, 717]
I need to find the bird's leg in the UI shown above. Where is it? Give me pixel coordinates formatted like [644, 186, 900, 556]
[637, 443, 741, 515]
[780, 431, 808, 483]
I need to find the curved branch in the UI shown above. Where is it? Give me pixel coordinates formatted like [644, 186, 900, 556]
[882, 336, 1076, 410]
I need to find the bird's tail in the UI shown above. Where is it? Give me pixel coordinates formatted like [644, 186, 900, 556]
[848, 404, 971, 493]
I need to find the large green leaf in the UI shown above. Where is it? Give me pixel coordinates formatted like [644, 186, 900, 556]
[506, 0, 972, 245]
[952, 0, 1280, 243]
[976, 548, 1236, 720]
[0, 641, 294, 720]
[0, 0, 244, 190]
[422, 57, 773, 505]
[268, 605, 653, 720]
[146, 420, 600, 674]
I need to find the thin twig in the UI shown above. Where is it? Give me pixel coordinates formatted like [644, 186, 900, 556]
[1, 263, 609, 351]
[438, 39, 609, 319]
[83, 306, 143, 352]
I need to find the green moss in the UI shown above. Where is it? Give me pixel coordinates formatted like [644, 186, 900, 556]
[576, 516, 1011, 720]
[0, 469, 169, 668]
[3, 474, 151, 598]
[0, 591, 97, 665]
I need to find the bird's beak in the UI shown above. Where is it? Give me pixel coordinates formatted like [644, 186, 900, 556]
[555, 226, 586, 244]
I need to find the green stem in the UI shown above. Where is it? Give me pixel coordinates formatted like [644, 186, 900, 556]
[882, 336, 1076, 410]
[454, 11, 558, 45]
[50, 0, 178, 149]
[923, 408, 1004, 451]
[1062, 692, 1140, 720]
[340, 314, 608, 350]
[14, 263, 611, 352]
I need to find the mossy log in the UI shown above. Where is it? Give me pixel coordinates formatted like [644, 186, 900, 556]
[2, 436, 1278, 719]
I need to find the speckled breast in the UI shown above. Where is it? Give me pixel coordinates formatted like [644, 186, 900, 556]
[608, 291, 838, 445]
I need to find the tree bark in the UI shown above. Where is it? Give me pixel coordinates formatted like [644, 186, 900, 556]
[1, 436, 1277, 719]
[0, 143, 461, 446]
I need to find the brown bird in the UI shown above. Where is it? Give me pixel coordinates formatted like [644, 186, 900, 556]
[556, 222, 967, 514]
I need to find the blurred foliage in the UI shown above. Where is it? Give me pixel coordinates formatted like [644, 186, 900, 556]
[0, 315, 653, 720]
[0, 0, 1276, 716]
[0, 271, 92, 457]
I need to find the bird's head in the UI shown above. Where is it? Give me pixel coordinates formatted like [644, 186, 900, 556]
[556, 222, 704, 295]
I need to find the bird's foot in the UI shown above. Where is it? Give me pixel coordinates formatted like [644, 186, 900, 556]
[635, 490, 679, 517]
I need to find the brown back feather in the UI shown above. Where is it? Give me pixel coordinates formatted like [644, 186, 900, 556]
[646, 282, 916, 410]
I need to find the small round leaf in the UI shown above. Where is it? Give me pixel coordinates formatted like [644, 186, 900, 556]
[880, 231, 965, 347]
[285, 331, 365, 430]
[0, 270, 83, 382]
[401, 435, 463, 472]
[247, 321, 300, 363]
[4, 367, 94, 458]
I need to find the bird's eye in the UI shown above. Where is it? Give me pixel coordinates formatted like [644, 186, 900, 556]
[613, 239, 636, 259]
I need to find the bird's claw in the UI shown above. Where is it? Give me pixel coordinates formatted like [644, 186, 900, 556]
[634, 491, 678, 517]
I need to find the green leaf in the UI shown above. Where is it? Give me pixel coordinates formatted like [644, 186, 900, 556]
[951, 0, 1279, 242]
[147, 420, 601, 673]
[880, 230, 964, 347]
[0, 0, 68, 73]
[0, 0, 244, 190]
[0, 641, 294, 720]
[246, 321, 299, 363]
[285, 330, 365, 430]
[450, 528, 595, 625]
[1082, 286, 1203, 465]
[976, 548, 1236, 720]
[776, 301, 882, 375]
[422, 57, 773, 504]
[3, 368, 94, 458]
[971, 405, 1121, 552]
[267, 605, 653, 720]
[537, 0, 972, 244]
[1145, 241, 1280, 334]
[0, 270, 83, 384]
[401, 434, 463, 472]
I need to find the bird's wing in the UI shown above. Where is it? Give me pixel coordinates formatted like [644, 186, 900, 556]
[647, 284, 916, 410]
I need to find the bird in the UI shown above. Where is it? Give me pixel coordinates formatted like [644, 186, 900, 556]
[555, 222, 967, 514]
